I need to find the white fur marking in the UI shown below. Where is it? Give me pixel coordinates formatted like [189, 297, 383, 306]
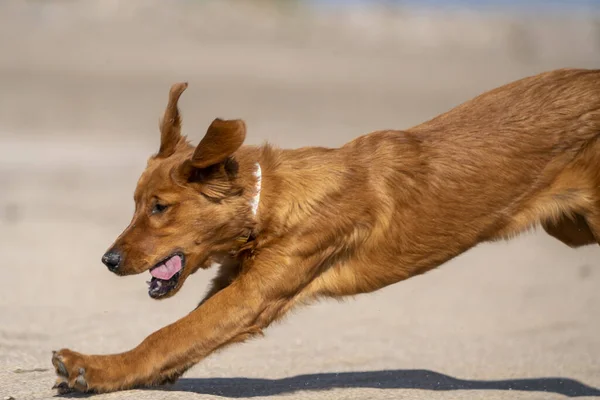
[251, 163, 261, 217]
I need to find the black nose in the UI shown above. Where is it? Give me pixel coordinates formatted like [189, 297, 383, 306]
[102, 250, 121, 271]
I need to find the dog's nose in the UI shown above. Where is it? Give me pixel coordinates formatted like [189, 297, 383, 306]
[101, 250, 121, 272]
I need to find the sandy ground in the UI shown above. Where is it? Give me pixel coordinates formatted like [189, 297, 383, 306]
[1, 2, 600, 399]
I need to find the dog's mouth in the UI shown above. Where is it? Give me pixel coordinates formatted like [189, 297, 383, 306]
[147, 253, 185, 299]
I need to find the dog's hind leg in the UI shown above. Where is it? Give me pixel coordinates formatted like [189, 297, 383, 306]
[542, 213, 597, 248]
[581, 205, 600, 245]
[542, 134, 600, 247]
[578, 137, 600, 245]
[582, 197, 600, 246]
[562, 136, 600, 246]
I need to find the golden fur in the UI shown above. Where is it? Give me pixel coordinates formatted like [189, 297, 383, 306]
[52, 68, 600, 393]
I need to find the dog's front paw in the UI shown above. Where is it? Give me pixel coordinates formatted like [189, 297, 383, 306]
[51, 349, 94, 394]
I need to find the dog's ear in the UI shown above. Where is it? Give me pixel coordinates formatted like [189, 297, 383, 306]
[190, 118, 246, 169]
[157, 82, 188, 158]
[178, 118, 246, 201]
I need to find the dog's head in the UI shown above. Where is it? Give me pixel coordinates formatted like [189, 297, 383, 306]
[101, 82, 257, 299]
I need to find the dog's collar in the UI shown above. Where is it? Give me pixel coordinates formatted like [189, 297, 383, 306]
[251, 162, 261, 217]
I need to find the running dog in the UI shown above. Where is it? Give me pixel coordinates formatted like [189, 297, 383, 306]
[52, 68, 600, 393]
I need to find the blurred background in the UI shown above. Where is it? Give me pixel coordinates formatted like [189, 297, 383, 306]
[1, 1, 600, 399]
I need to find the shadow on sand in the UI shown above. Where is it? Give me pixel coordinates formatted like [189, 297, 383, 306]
[57, 369, 600, 398]
[148, 369, 600, 398]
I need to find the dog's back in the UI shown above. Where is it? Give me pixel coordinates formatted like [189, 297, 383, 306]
[414, 68, 600, 153]
[412, 68, 600, 243]
[337, 69, 600, 280]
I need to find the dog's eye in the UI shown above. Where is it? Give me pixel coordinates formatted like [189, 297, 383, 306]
[151, 203, 169, 215]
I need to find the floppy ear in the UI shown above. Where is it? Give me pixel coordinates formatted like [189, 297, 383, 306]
[190, 118, 246, 169]
[178, 118, 246, 201]
[157, 82, 188, 158]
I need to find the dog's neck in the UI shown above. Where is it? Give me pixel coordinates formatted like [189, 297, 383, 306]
[247, 145, 351, 237]
[234, 145, 349, 259]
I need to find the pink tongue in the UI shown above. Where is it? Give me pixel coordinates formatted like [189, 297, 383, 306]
[150, 255, 182, 280]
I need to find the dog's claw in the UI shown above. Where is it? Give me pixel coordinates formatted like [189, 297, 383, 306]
[75, 368, 88, 390]
[52, 354, 68, 378]
[52, 378, 73, 394]
[52, 377, 67, 389]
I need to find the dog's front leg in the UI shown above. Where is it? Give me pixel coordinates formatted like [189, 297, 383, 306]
[197, 258, 243, 308]
[51, 268, 293, 394]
